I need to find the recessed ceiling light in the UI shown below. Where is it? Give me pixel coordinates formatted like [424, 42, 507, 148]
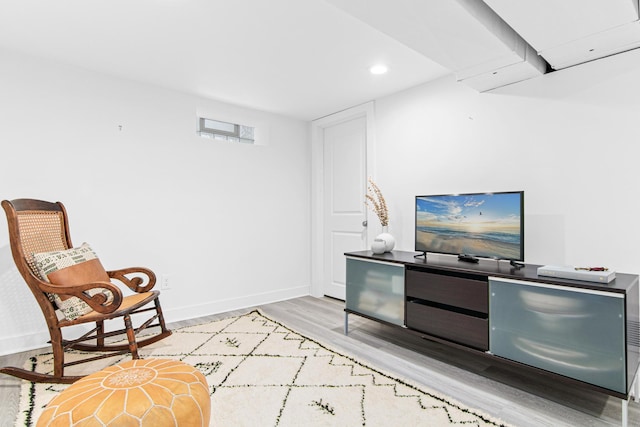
[370, 64, 388, 75]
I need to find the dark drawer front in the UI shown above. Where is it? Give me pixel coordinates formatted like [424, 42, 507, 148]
[406, 302, 488, 350]
[406, 270, 488, 313]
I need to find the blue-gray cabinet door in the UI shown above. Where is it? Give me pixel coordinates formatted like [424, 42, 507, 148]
[346, 257, 404, 326]
[489, 277, 626, 393]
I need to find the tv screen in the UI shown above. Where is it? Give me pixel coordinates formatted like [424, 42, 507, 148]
[415, 191, 524, 261]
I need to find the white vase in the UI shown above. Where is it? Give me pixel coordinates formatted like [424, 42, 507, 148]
[376, 226, 395, 252]
[371, 238, 386, 254]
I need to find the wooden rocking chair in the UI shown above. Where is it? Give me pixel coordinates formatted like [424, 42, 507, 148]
[0, 199, 171, 383]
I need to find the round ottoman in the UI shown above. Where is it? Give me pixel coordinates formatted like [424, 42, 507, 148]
[37, 358, 210, 426]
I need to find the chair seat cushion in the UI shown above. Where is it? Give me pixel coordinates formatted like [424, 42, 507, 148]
[68, 291, 157, 325]
[32, 243, 114, 320]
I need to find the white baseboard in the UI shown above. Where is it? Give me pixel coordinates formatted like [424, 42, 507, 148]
[0, 332, 50, 356]
[164, 285, 310, 324]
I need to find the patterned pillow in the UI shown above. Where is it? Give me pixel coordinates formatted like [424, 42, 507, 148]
[32, 243, 114, 320]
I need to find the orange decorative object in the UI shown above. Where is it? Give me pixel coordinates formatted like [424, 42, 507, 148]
[37, 359, 210, 426]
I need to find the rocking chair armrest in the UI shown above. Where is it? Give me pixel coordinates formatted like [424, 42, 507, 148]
[107, 267, 156, 293]
[38, 281, 124, 314]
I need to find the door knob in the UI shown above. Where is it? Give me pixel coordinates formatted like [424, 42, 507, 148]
[362, 220, 368, 227]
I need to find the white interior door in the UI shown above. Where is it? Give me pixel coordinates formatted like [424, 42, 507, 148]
[321, 116, 368, 300]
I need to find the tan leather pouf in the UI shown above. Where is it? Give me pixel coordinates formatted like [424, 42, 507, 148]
[37, 358, 210, 426]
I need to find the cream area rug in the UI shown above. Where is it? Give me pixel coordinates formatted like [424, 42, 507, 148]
[17, 310, 511, 426]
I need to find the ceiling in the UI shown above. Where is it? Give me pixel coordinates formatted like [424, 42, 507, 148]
[1, 0, 639, 121]
[327, 0, 640, 91]
[0, 0, 450, 121]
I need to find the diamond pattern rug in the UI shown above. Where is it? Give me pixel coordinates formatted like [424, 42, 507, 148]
[17, 310, 511, 426]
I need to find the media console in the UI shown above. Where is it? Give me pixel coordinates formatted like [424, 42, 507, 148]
[344, 250, 640, 426]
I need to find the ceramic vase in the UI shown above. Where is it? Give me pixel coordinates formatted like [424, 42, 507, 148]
[371, 238, 386, 254]
[376, 226, 395, 252]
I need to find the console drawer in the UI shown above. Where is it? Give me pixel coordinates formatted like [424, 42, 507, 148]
[406, 269, 488, 313]
[406, 302, 488, 350]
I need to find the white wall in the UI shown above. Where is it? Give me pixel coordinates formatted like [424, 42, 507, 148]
[3, 44, 640, 356]
[0, 49, 311, 354]
[372, 70, 639, 274]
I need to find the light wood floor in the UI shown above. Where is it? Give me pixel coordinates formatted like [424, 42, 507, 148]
[1, 296, 639, 426]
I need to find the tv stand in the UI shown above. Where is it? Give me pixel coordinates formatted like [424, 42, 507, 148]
[457, 253, 479, 263]
[344, 250, 640, 427]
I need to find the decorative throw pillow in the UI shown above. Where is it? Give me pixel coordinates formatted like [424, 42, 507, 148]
[32, 243, 114, 320]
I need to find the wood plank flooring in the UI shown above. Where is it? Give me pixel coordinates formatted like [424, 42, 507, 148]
[1, 296, 638, 426]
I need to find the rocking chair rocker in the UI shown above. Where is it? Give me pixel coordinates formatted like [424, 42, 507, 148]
[1, 199, 171, 383]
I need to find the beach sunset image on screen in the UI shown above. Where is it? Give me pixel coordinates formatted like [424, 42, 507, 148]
[415, 192, 523, 260]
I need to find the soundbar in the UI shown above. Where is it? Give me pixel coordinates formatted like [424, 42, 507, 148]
[537, 265, 615, 283]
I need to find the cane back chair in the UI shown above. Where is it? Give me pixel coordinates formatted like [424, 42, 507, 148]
[1, 199, 171, 383]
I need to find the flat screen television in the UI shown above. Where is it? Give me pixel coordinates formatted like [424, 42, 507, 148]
[415, 191, 524, 262]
